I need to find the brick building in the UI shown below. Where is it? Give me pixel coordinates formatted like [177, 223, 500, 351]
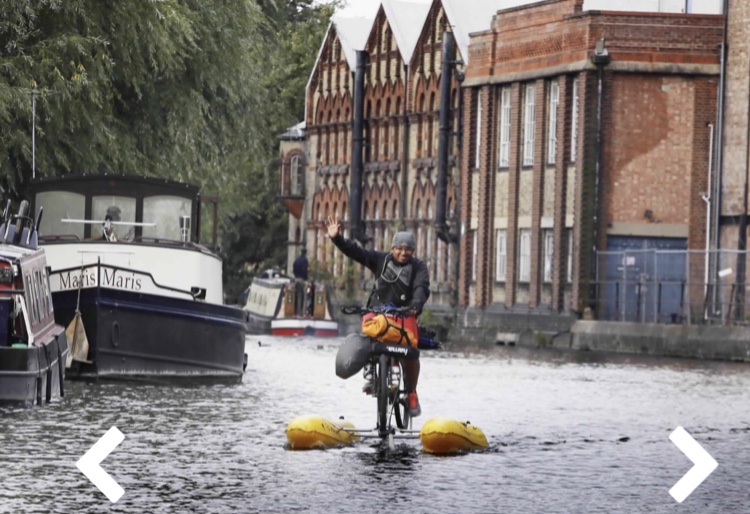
[460, 0, 723, 325]
[279, 0, 732, 332]
[280, 0, 501, 308]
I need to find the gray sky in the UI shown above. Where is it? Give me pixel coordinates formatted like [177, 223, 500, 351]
[334, 0, 381, 17]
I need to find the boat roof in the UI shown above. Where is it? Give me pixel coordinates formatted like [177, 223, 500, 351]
[0, 243, 37, 261]
[30, 173, 200, 198]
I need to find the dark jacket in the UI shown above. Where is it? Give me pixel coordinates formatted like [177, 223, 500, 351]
[330, 234, 430, 313]
[293, 254, 308, 280]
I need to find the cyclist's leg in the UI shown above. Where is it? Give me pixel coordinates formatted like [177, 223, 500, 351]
[402, 358, 419, 393]
[403, 357, 421, 417]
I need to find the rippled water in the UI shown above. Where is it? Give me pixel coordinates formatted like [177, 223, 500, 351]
[1, 337, 749, 513]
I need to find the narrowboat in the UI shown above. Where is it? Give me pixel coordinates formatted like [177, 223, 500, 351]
[0, 200, 68, 404]
[243, 270, 339, 337]
[31, 174, 247, 381]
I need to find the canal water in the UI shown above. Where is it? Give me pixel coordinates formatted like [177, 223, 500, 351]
[1, 336, 749, 513]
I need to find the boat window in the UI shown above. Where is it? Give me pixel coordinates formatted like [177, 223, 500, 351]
[143, 196, 192, 241]
[36, 191, 86, 239]
[44, 271, 54, 315]
[33, 270, 43, 324]
[92, 196, 137, 240]
[24, 272, 38, 325]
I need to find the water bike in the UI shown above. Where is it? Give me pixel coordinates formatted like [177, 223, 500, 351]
[334, 305, 438, 449]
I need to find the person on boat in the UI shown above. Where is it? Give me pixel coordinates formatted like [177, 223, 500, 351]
[293, 248, 309, 280]
[325, 214, 430, 417]
[292, 249, 309, 316]
[101, 206, 121, 242]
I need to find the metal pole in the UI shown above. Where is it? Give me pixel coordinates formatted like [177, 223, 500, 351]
[350, 51, 367, 243]
[32, 88, 36, 179]
[704, 124, 713, 314]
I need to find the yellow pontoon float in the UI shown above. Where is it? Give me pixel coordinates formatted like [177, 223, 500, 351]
[419, 417, 488, 454]
[286, 415, 360, 449]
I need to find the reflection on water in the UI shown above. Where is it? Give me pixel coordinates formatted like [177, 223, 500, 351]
[1, 337, 749, 513]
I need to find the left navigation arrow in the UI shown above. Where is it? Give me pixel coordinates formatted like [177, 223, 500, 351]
[76, 426, 125, 503]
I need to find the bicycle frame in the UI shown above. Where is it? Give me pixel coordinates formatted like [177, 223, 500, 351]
[344, 340, 421, 449]
[338, 305, 423, 449]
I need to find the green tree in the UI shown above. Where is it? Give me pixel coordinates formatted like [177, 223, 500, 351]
[0, 0, 340, 296]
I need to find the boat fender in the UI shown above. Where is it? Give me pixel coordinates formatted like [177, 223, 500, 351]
[56, 336, 65, 398]
[45, 348, 52, 404]
[335, 333, 371, 379]
[35, 346, 43, 405]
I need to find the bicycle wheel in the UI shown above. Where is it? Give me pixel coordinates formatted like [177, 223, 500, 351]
[377, 353, 389, 435]
[394, 362, 409, 429]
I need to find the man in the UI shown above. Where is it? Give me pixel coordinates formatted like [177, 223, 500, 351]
[293, 248, 309, 280]
[292, 249, 309, 316]
[325, 214, 430, 417]
[102, 205, 121, 242]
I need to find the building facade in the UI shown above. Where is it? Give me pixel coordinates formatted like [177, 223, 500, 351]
[278, 0, 740, 332]
[461, 0, 723, 323]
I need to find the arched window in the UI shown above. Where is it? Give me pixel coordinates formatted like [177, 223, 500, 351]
[291, 155, 303, 195]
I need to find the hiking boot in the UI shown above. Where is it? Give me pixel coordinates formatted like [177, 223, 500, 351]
[407, 392, 421, 417]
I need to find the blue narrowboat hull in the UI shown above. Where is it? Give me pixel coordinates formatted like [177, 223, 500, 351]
[52, 287, 247, 381]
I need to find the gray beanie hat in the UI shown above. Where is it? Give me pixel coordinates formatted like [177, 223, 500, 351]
[391, 231, 416, 249]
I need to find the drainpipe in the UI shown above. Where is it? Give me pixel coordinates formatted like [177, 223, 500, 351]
[712, 0, 729, 312]
[436, 31, 458, 244]
[400, 64, 410, 229]
[702, 123, 714, 317]
[350, 50, 366, 243]
[591, 39, 610, 310]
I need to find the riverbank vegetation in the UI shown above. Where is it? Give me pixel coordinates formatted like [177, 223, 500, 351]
[0, 0, 338, 301]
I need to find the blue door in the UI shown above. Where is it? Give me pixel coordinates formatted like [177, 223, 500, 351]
[603, 237, 687, 323]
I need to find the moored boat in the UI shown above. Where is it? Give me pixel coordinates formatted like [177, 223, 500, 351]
[0, 200, 68, 405]
[242, 270, 338, 337]
[31, 174, 247, 381]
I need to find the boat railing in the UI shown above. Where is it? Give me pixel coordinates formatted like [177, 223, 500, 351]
[50, 261, 202, 300]
[131, 237, 208, 251]
[39, 235, 82, 242]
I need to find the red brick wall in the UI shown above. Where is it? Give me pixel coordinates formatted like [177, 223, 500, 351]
[467, 2, 722, 83]
[462, 0, 722, 314]
[602, 74, 711, 228]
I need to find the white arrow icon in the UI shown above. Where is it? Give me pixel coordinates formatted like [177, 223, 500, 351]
[669, 426, 718, 503]
[76, 426, 125, 503]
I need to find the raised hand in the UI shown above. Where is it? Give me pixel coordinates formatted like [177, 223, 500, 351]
[325, 214, 341, 239]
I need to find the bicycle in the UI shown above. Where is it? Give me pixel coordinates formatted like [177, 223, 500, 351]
[335, 305, 427, 449]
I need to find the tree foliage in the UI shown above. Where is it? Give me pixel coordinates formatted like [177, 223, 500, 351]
[0, 0, 339, 299]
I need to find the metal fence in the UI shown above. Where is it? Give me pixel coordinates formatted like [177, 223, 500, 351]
[595, 249, 750, 325]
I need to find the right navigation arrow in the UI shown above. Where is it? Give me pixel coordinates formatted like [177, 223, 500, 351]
[669, 426, 718, 503]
